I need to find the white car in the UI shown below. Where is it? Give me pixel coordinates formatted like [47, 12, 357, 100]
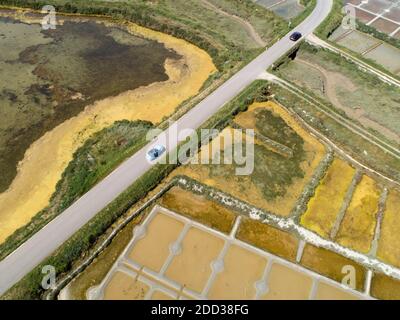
[146, 144, 166, 162]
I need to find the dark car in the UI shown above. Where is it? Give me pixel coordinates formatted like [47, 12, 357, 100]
[290, 31, 302, 41]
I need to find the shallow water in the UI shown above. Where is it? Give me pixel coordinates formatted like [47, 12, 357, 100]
[0, 13, 179, 192]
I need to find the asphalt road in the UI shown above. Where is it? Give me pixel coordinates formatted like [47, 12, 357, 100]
[0, 0, 333, 296]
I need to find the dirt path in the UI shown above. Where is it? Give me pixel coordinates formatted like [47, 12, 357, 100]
[200, 0, 266, 47]
[296, 58, 400, 144]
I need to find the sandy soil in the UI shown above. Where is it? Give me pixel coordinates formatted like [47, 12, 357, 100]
[0, 20, 216, 243]
[128, 212, 184, 273]
[336, 175, 381, 253]
[103, 271, 149, 300]
[208, 244, 267, 299]
[315, 281, 359, 300]
[300, 158, 356, 238]
[150, 290, 175, 300]
[165, 227, 224, 293]
[261, 262, 313, 300]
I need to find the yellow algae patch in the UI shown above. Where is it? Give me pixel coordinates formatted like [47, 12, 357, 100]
[208, 244, 267, 300]
[376, 189, 400, 268]
[165, 227, 224, 293]
[335, 175, 381, 253]
[173, 101, 326, 216]
[300, 158, 355, 238]
[0, 21, 216, 243]
[128, 212, 184, 273]
[103, 271, 149, 300]
[262, 262, 313, 300]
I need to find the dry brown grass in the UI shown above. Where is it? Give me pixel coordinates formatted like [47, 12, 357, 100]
[370, 272, 400, 300]
[158, 186, 236, 234]
[236, 217, 299, 262]
[300, 244, 366, 292]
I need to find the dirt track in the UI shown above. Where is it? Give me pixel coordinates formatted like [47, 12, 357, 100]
[201, 0, 266, 47]
[296, 58, 400, 144]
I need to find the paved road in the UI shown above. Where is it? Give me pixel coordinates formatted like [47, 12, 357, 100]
[0, 0, 332, 296]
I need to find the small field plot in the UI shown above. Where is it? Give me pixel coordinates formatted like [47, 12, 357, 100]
[175, 101, 326, 216]
[300, 158, 356, 239]
[371, 18, 399, 34]
[330, 29, 400, 76]
[335, 31, 381, 54]
[360, 0, 394, 14]
[208, 244, 268, 299]
[300, 244, 367, 292]
[236, 217, 299, 262]
[127, 212, 184, 273]
[274, 44, 400, 143]
[371, 272, 400, 300]
[103, 271, 150, 300]
[260, 262, 313, 300]
[165, 227, 225, 293]
[376, 189, 400, 268]
[335, 175, 381, 253]
[364, 43, 400, 75]
[355, 7, 377, 23]
[383, 6, 400, 23]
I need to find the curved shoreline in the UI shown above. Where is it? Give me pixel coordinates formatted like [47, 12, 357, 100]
[0, 17, 216, 243]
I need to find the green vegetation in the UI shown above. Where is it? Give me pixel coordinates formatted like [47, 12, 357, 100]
[252, 109, 305, 200]
[0, 120, 153, 261]
[315, 0, 344, 39]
